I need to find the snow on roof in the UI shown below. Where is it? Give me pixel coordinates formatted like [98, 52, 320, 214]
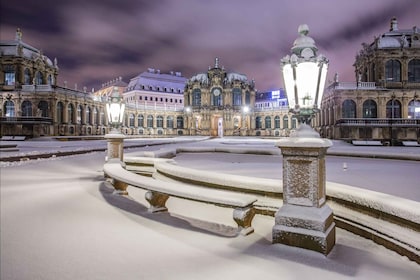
[127, 70, 187, 93]
[226, 72, 248, 83]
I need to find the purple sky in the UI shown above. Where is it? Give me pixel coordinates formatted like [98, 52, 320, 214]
[1, 0, 419, 92]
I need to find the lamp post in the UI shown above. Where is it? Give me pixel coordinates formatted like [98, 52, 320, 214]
[104, 87, 125, 162]
[272, 24, 335, 255]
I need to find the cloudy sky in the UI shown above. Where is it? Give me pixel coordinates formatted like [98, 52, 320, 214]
[1, 0, 419, 92]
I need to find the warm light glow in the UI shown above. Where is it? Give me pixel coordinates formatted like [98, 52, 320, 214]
[106, 99, 125, 125]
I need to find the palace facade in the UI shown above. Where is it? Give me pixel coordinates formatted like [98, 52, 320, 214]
[320, 17, 420, 144]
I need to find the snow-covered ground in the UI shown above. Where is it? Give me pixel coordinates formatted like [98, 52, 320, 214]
[1, 142, 420, 280]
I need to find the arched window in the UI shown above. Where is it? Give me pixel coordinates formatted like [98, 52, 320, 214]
[232, 88, 242, 106]
[274, 116, 280, 129]
[245, 91, 251, 105]
[77, 105, 83, 124]
[408, 59, 420, 83]
[408, 100, 420, 119]
[156, 115, 163, 128]
[192, 88, 201, 106]
[86, 106, 92, 124]
[47, 74, 54, 85]
[363, 99, 377, 118]
[147, 115, 153, 128]
[129, 113, 135, 127]
[4, 65, 15, 85]
[385, 59, 401, 82]
[24, 68, 31, 85]
[386, 99, 401, 118]
[342, 99, 356, 118]
[68, 104, 74, 123]
[255, 116, 262, 129]
[265, 116, 271, 129]
[38, 101, 49, 117]
[283, 115, 289, 129]
[4, 100, 15, 117]
[167, 116, 174, 128]
[176, 116, 184, 128]
[35, 71, 43, 85]
[57, 102, 64, 123]
[138, 115, 144, 127]
[21, 100, 32, 117]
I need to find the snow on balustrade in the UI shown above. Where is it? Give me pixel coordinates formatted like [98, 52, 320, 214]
[335, 82, 377, 89]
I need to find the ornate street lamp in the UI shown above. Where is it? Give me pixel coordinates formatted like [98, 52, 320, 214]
[104, 87, 126, 165]
[272, 24, 336, 255]
[106, 87, 125, 134]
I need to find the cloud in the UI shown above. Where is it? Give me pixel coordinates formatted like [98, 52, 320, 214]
[1, 0, 419, 91]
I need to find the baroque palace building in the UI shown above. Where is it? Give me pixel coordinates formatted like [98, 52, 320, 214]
[320, 17, 420, 144]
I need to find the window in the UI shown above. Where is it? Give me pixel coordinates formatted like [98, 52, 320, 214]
[385, 59, 401, 82]
[4, 100, 15, 117]
[363, 99, 377, 118]
[35, 71, 43, 85]
[255, 116, 262, 129]
[232, 88, 242, 106]
[68, 104, 74, 123]
[129, 114, 135, 127]
[386, 99, 401, 118]
[38, 101, 49, 117]
[138, 115, 144, 127]
[86, 106, 92, 124]
[408, 100, 420, 119]
[47, 74, 54, 85]
[265, 116, 271, 129]
[24, 68, 31, 85]
[156, 115, 163, 128]
[21, 100, 32, 117]
[212, 93, 222, 106]
[94, 108, 99, 125]
[77, 105, 83, 124]
[274, 116, 280, 129]
[176, 116, 184, 128]
[233, 117, 239, 129]
[342, 99, 356, 118]
[283, 115, 289, 129]
[408, 59, 420, 83]
[57, 102, 64, 123]
[4, 65, 15, 85]
[292, 117, 297, 129]
[147, 115, 153, 128]
[245, 91, 251, 105]
[167, 116, 174, 128]
[192, 89, 201, 106]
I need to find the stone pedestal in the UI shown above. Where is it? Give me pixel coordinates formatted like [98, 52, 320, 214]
[272, 124, 336, 255]
[104, 132, 125, 162]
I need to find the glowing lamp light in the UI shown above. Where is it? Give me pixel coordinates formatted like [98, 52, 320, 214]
[281, 24, 329, 124]
[106, 87, 125, 133]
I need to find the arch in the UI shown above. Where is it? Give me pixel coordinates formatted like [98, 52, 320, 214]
[156, 115, 163, 128]
[274, 116, 280, 129]
[24, 68, 31, 85]
[86, 106, 92, 125]
[342, 99, 356, 118]
[386, 99, 401, 118]
[283, 115, 289, 129]
[77, 105, 83, 124]
[166, 116, 174, 128]
[129, 113, 135, 127]
[4, 100, 15, 117]
[264, 116, 271, 129]
[137, 114, 144, 127]
[255, 116, 262, 129]
[192, 88, 201, 106]
[385, 59, 401, 82]
[67, 104, 75, 124]
[93, 107, 99, 125]
[147, 115, 153, 128]
[232, 88, 242, 106]
[408, 59, 420, 83]
[363, 99, 377, 118]
[38, 100, 49, 117]
[21, 100, 32, 117]
[408, 100, 420, 119]
[35, 71, 43, 85]
[56, 102, 64, 123]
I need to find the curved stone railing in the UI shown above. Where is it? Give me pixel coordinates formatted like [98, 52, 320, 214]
[122, 149, 420, 263]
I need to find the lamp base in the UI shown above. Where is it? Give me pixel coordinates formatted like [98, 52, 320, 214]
[272, 204, 336, 255]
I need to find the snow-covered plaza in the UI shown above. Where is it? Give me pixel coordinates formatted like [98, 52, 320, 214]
[1, 137, 419, 279]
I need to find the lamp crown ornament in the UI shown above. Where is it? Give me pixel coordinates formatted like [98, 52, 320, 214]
[281, 24, 329, 126]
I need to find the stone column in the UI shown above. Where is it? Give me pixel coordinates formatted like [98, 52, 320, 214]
[104, 133, 125, 162]
[272, 124, 335, 255]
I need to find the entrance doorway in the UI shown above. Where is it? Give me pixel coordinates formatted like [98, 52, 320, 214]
[211, 115, 223, 137]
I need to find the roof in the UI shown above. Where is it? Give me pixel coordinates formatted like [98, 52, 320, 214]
[127, 69, 187, 94]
